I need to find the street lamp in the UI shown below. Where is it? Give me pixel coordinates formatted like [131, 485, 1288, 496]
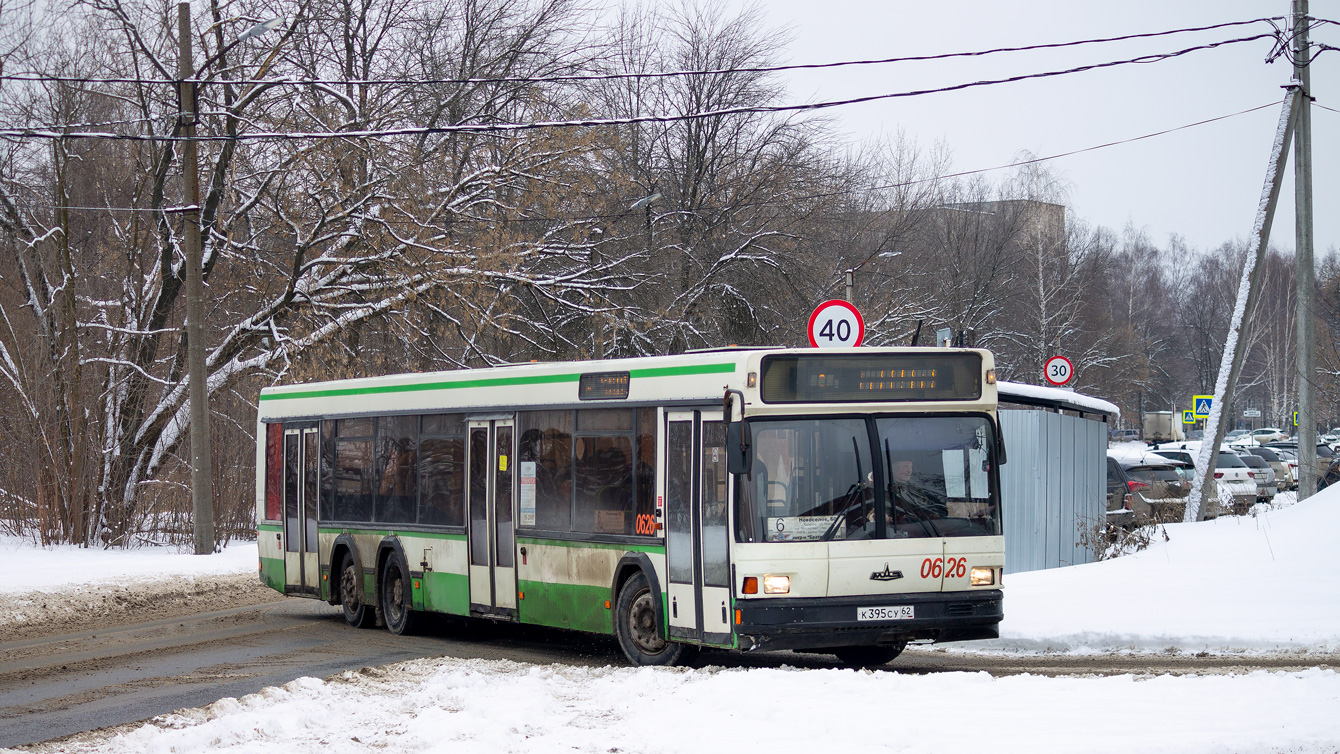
[177, 3, 283, 555]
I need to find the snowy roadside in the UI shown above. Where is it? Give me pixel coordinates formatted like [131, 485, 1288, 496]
[0, 541, 275, 640]
[26, 656, 1340, 754]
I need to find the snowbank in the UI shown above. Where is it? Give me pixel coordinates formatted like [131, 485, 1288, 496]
[41, 659, 1340, 754]
[980, 487, 1340, 653]
[0, 538, 258, 595]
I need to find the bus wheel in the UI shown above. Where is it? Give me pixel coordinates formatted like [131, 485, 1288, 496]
[379, 552, 419, 636]
[831, 642, 906, 668]
[339, 553, 375, 628]
[615, 572, 685, 667]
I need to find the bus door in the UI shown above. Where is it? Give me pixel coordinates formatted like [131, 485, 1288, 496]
[282, 425, 320, 595]
[665, 410, 733, 646]
[467, 417, 518, 619]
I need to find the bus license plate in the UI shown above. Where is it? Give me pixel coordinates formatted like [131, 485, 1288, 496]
[857, 605, 914, 621]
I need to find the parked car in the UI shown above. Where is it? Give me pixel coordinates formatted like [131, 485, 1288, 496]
[1236, 453, 1278, 502]
[1151, 442, 1257, 515]
[1272, 447, 1301, 490]
[1186, 429, 1204, 441]
[1243, 446, 1293, 491]
[1323, 455, 1340, 489]
[1265, 441, 1334, 484]
[1110, 428, 1141, 443]
[1225, 429, 1250, 442]
[1249, 427, 1288, 445]
[1106, 450, 1192, 523]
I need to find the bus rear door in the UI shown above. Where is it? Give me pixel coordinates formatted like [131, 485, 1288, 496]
[665, 410, 733, 647]
[467, 417, 518, 619]
[282, 425, 320, 595]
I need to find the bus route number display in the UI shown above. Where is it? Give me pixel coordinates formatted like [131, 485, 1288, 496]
[807, 300, 865, 348]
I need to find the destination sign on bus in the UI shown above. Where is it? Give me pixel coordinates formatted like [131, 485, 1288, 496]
[579, 371, 631, 400]
[759, 353, 982, 403]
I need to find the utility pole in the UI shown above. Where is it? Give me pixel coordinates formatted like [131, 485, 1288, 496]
[1185, 89, 1298, 522]
[844, 269, 854, 303]
[1293, 0, 1317, 500]
[179, 2, 214, 554]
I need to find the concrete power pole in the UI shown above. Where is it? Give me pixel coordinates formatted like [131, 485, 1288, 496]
[1293, 0, 1317, 500]
[179, 2, 214, 554]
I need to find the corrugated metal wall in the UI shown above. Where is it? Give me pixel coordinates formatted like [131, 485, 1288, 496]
[1000, 409, 1106, 574]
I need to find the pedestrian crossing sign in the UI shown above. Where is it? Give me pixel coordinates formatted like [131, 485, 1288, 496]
[1192, 395, 1213, 419]
[1182, 410, 1196, 425]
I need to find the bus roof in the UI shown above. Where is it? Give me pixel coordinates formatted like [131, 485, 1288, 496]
[257, 347, 997, 421]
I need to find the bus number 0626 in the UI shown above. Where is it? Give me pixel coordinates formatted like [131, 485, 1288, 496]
[920, 557, 967, 579]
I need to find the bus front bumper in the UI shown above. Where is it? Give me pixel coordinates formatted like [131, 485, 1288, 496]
[734, 590, 1003, 652]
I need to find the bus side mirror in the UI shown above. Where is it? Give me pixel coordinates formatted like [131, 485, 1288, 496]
[727, 421, 753, 476]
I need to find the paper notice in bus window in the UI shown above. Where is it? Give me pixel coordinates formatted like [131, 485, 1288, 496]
[519, 461, 537, 527]
[766, 515, 842, 542]
[596, 510, 626, 534]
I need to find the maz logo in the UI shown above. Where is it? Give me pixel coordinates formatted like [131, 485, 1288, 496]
[870, 564, 904, 581]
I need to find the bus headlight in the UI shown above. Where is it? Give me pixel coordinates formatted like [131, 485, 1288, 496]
[970, 567, 995, 586]
[763, 574, 791, 594]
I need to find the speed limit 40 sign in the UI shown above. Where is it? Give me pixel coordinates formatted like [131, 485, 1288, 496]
[807, 300, 865, 348]
[1044, 355, 1074, 386]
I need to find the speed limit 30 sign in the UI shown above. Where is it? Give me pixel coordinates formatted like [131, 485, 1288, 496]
[807, 300, 865, 348]
[1044, 355, 1074, 386]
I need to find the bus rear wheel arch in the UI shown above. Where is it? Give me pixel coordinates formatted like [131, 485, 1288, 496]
[614, 571, 690, 667]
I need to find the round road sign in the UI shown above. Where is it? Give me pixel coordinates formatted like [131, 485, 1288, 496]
[1044, 355, 1074, 386]
[807, 300, 865, 348]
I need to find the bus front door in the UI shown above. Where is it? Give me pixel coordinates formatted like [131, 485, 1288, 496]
[665, 410, 733, 647]
[282, 426, 320, 595]
[467, 418, 518, 619]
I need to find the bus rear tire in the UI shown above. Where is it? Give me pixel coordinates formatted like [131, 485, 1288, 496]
[831, 642, 906, 668]
[380, 552, 419, 636]
[339, 553, 376, 628]
[615, 572, 686, 667]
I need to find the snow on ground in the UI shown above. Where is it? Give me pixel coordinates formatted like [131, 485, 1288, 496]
[32, 660, 1340, 754]
[0, 538, 258, 595]
[976, 487, 1340, 653]
[6, 491, 1340, 752]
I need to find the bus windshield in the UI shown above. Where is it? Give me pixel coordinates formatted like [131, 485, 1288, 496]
[736, 415, 1000, 543]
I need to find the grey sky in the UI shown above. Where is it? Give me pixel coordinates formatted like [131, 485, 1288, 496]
[737, 0, 1337, 254]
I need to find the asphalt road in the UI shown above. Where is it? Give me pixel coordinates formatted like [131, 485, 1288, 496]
[2, 597, 1335, 748]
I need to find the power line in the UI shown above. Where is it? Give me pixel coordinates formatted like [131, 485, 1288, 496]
[0, 17, 1283, 88]
[0, 34, 1277, 143]
[26, 101, 1279, 219]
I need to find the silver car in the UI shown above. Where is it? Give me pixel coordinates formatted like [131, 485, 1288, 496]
[1237, 453, 1278, 502]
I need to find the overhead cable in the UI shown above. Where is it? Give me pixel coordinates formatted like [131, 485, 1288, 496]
[0, 34, 1278, 143]
[0, 17, 1283, 88]
[27, 102, 1280, 218]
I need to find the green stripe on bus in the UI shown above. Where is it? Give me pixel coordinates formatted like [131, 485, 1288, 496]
[516, 536, 664, 554]
[420, 570, 469, 615]
[518, 579, 615, 635]
[259, 361, 736, 402]
[260, 556, 285, 592]
[258, 523, 281, 532]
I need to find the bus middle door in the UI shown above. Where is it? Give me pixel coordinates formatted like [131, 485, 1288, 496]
[282, 425, 320, 595]
[467, 417, 518, 619]
[665, 410, 733, 647]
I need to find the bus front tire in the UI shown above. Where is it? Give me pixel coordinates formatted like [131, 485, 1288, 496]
[614, 572, 686, 667]
[380, 552, 419, 636]
[339, 553, 376, 628]
[831, 642, 906, 668]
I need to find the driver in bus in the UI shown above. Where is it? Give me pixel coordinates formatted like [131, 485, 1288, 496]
[871, 453, 947, 528]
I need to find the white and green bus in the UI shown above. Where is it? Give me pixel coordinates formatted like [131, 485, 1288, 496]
[256, 347, 1005, 666]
